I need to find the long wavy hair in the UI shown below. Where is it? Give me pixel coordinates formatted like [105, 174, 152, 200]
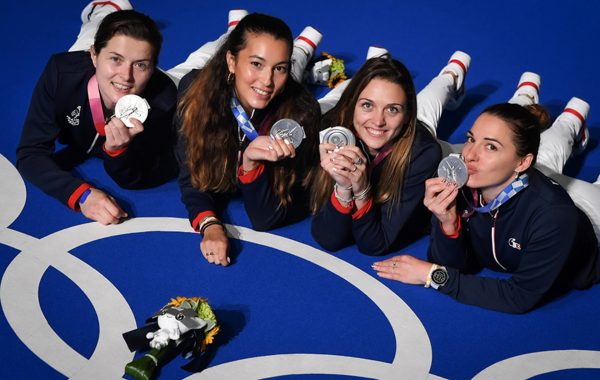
[178, 13, 320, 207]
[310, 57, 418, 213]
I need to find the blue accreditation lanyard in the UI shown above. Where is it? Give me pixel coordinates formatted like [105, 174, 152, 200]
[470, 173, 529, 213]
[231, 95, 258, 141]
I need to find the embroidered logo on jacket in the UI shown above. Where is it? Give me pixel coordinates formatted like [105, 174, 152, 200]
[67, 106, 81, 126]
[508, 238, 522, 250]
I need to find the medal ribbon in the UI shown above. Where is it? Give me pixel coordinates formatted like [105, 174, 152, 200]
[470, 173, 529, 213]
[87, 75, 106, 136]
[367, 141, 394, 173]
[231, 95, 258, 141]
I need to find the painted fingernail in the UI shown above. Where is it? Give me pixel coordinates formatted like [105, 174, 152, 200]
[284, 139, 291, 145]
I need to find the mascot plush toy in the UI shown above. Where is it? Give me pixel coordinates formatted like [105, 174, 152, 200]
[122, 297, 220, 380]
[304, 52, 347, 88]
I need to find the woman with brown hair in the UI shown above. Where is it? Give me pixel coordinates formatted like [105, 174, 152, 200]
[176, 13, 321, 266]
[310, 51, 470, 255]
[16, 2, 178, 225]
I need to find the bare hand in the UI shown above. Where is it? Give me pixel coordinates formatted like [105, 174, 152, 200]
[372, 255, 432, 285]
[319, 144, 368, 192]
[242, 135, 295, 172]
[424, 177, 459, 234]
[80, 188, 128, 225]
[200, 224, 230, 266]
[104, 116, 144, 152]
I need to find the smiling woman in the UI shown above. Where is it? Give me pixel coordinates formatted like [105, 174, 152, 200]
[309, 52, 472, 256]
[175, 13, 321, 267]
[90, 35, 155, 111]
[16, 3, 178, 225]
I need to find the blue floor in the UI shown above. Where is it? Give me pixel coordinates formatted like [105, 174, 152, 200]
[1, 1, 599, 379]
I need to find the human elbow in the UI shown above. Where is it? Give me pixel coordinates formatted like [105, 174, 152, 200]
[356, 240, 388, 256]
[248, 215, 278, 232]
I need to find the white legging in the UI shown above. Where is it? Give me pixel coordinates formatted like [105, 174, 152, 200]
[68, 8, 230, 87]
[509, 95, 600, 239]
[70, 9, 313, 87]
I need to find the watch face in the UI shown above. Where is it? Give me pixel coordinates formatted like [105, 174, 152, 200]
[431, 268, 448, 287]
[437, 155, 469, 188]
[319, 126, 356, 147]
[270, 118, 305, 148]
[114, 94, 150, 128]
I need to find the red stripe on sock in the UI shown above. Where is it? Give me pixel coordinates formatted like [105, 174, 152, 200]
[564, 108, 586, 126]
[228, 20, 240, 28]
[517, 81, 539, 92]
[92, 1, 122, 11]
[297, 36, 317, 50]
[449, 59, 466, 75]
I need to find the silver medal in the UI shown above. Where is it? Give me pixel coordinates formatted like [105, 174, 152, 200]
[319, 126, 355, 147]
[269, 118, 306, 148]
[114, 94, 150, 128]
[437, 153, 469, 188]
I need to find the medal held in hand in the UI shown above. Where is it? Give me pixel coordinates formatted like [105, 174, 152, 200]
[269, 118, 306, 148]
[437, 153, 469, 188]
[114, 94, 151, 128]
[319, 126, 356, 147]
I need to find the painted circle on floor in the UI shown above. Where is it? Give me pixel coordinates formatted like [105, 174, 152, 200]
[1, 217, 432, 379]
[0, 154, 599, 379]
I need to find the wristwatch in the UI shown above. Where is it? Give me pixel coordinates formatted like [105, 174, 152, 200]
[429, 265, 449, 290]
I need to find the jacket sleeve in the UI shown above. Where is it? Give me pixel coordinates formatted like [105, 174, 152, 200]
[427, 214, 473, 270]
[16, 55, 88, 209]
[311, 192, 354, 251]
[103, 73, 178, 189]
[239, 167, 310, 231]
[430, 205, 579, 314]
[351, 139, 441, 255]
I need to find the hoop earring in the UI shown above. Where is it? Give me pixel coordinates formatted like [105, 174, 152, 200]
[227, 72, 234, 84]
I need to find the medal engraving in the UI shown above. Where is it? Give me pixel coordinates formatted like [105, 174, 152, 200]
[270, 119, 305, 148]
[319, 126, 355, 147]
[437, 154, 468, 188]
[114, 94, 150, 128]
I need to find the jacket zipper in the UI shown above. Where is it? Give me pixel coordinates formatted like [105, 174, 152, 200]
[490, 209, 507, 270]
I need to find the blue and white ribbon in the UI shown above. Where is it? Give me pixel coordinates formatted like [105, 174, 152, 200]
[472, 173, 529, 213]
[231, 96, 258, 141]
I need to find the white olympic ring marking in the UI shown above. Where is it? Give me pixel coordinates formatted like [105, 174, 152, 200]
[0, 154, 599, 379]
[1, 218, 433, 379]
[0, 154, 26, 229]
[473, 349, 600, 379]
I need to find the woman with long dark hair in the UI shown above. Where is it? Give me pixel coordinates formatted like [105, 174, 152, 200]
[176, 13, 321, 266]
